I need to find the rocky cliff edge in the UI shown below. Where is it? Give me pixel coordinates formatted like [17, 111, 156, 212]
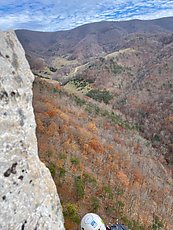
[0, 31, 65, 230]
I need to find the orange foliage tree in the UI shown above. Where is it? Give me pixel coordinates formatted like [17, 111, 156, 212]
[117, 171, 129, 187]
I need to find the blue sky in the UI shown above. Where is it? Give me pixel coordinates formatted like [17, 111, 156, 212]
[0, 0, 173, 31]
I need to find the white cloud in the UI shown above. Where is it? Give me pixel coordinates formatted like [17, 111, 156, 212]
[0, 0, 173, 31]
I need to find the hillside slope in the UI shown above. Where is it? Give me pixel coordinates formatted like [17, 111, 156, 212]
[16, 17, 173, 229]
[33, 77, 173, 230]
[58, 34, 173, 173]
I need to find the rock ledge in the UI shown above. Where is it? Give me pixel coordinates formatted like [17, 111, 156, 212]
[0, 31, 65, 230]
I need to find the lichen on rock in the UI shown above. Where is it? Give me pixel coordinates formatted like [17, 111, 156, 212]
[0, 31, 65, 230]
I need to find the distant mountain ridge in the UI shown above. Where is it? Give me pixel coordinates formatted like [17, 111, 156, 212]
[15, 17, 173, 62]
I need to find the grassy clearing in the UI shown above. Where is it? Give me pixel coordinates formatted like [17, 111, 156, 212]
[51, 57, 78, 69]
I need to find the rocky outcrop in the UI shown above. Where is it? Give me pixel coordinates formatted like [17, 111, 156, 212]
[0, 31, 65, 230]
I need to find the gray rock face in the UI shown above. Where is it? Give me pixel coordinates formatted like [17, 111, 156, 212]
[0, 31, 65, 230]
